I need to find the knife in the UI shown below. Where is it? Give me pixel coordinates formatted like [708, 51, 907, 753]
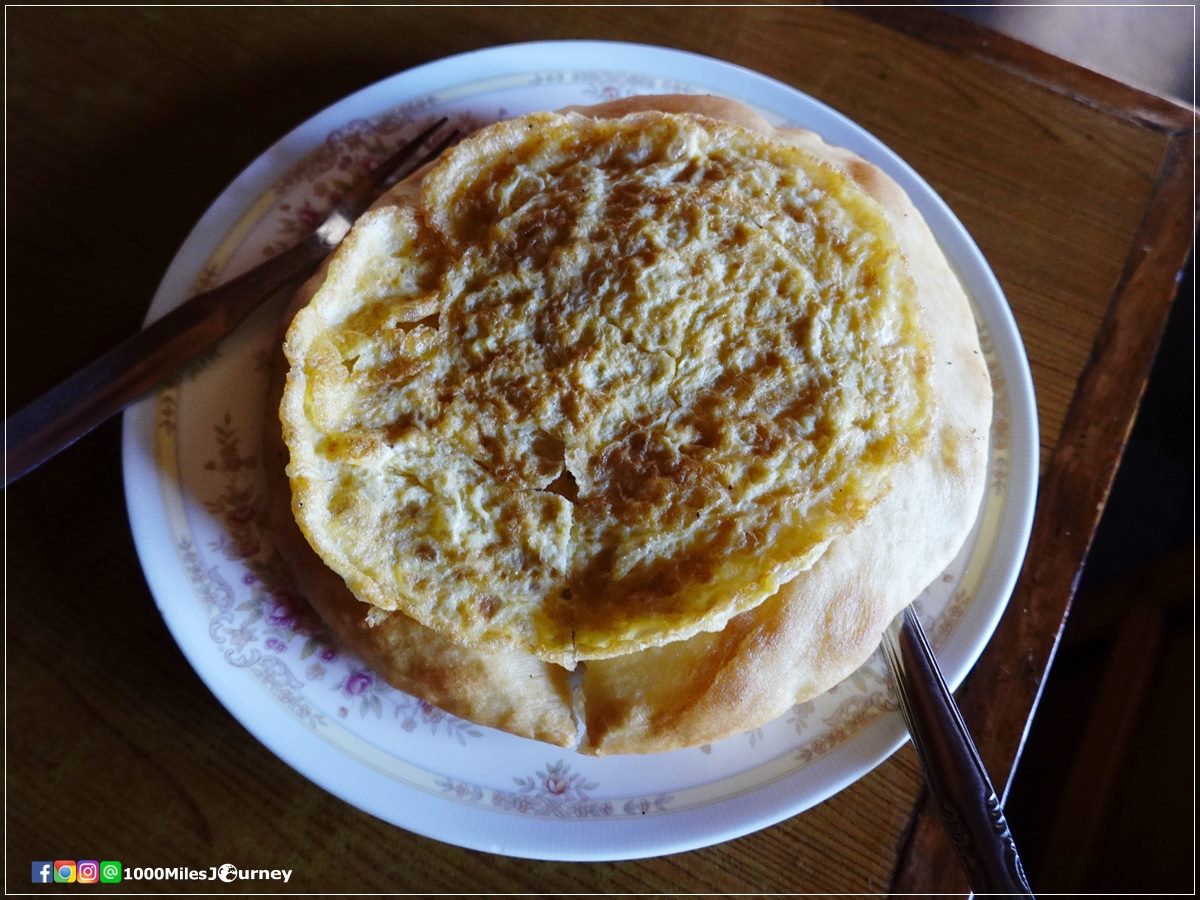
[880, 605, 1035, 896]
[4, 117, 457, 488]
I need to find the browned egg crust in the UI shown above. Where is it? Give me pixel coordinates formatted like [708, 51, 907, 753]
[281, 109, 931, 664]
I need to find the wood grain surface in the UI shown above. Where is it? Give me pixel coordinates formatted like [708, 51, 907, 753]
[6, 6, 1194, 894]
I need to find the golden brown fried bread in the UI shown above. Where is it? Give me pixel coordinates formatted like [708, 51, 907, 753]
[281, 98, 934, 667]
[272, 94, 990, 753]
[569, 97, 990, 753]
[265, 289, 578, 748]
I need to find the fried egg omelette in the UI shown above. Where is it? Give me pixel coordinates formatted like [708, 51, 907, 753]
[281, 97, 937, 666]
[273, 95, 991, 753]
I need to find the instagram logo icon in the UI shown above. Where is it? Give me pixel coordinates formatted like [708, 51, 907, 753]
[78, 860, 100, 884]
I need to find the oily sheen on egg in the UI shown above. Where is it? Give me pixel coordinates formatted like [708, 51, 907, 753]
[282, 110, 932, 665]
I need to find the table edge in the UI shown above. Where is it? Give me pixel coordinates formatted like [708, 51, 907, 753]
[891, 125, 1196, 893]
[859, 7, 1199, 891]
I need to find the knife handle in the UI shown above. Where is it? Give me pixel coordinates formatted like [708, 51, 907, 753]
[881, 606, 1035, 897]
[4, 236, 324, 487]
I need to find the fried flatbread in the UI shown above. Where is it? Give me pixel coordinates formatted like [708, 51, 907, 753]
[271, 94, 990, 753]
[574, 102, 990, 753]
[265, 288, 578, 748]
[281, 99, 932, 665]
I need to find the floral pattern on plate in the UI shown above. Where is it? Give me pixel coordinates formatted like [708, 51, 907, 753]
[438, 761, 676, 819]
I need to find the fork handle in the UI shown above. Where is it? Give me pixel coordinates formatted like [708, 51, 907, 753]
[881, 606, 1035, 897]
[3, 235, 325, 487]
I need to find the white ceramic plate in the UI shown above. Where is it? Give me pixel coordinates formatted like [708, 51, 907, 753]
[122, 41, 1038, 861]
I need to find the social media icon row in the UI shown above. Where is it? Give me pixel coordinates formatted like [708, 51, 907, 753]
[31, 860, 122, 884]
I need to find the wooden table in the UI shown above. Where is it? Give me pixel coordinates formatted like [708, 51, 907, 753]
[7, 7, 1194, 894]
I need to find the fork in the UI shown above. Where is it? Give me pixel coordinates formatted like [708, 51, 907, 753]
[3, 117, 458, 488]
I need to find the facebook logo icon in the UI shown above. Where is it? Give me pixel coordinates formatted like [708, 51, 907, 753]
[31, 862, 53, 884]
